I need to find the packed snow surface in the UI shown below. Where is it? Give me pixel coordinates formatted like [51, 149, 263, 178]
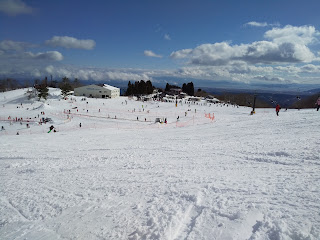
[0, 88, 319, 240]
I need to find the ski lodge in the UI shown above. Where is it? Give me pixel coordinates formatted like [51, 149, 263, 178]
[74, 84, 120, 99]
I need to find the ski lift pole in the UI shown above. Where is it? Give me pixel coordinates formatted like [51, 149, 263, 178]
[252, 94, 257, 112]
[251, 94, 257, 114]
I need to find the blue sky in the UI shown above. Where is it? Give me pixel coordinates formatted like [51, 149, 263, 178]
[1, 0, 320, 88]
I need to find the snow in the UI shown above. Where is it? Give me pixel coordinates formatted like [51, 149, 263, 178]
[0, 88, 319, 240]
[103, 84, 119, 91]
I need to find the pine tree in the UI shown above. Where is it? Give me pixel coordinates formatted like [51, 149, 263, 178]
[186, 82, 194, 96]
[60, 77, 72, 98]
[165, 83, 170, 92]
[36, 78, 49, 100]
[146, 80, 153, 94]
[125, 81, 133, 95]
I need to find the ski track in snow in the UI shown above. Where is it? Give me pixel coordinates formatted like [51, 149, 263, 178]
[0, 88, 320, 239]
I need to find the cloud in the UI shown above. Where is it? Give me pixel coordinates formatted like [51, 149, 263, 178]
[275, 64, 320, 74]
[41, 66, 152, 81]
[164, 34, 171, 40]
[0, 39, 63, 62]
[170, 49, 192, 59]
[45, 36, 96, 50]
[0, 0, 34, 16]
[171, 25, 320, 66]
[0, 40, 33, 52]
[23, 51, 63, 61]
[245, 21, 268, 27]
[300, 64, 320, 73]
[144, 50, 162, 58]
[253, 75, 285, 82]
[264, 25, 319, 45]
[244, 21, 280, 28]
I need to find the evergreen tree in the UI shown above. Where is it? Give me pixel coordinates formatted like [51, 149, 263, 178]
[186, 82, 194, 96]
[165, 83, 170, 92]
[125, 80, 155, 96]
[146, 80, 153, 94]
[126, 81, 133, 95]
[60, 77, 73, 98]
[36, 78, 49, 100]
[73, 78, 81, 88]
[182, 83, 187, 93]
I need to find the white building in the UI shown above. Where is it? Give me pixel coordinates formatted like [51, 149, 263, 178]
[74, 84, 120, 98]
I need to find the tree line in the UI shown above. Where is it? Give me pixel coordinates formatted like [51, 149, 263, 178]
[125, 80, 154, 95]
[0, 76, 82, 100]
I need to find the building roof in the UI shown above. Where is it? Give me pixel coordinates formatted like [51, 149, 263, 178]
[103, 84, 119, 91]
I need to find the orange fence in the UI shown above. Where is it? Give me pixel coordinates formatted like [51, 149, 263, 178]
[0, 112, 215, 136]
[204, 113, 215, 121]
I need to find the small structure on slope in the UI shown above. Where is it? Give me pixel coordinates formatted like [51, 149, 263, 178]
[74, 84, 120, 99]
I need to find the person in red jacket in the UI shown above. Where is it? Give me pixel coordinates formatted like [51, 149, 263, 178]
[276, 104, 281, 116]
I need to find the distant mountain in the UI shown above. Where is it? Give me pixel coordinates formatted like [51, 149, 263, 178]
[290, 93, 320, 109]
[200, 86, 319, 108]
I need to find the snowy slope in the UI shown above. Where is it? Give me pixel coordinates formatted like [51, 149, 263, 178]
[0, 88, 319, 240]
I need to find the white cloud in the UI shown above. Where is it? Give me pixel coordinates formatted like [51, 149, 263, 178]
[264, 25, 319, 45]
[23, 51, 63, 61]
[253, 75, 286, 82]
[164, 34, 171, 40]
[144, 50, 162, 58]
[0, 40, 32, 52]
[45, 65, 54, 74]
[244, 21, 280, 28]
[45, 36, 96, 50]
[0, 0, 33, 16]
[300, 64, 320, 73]
[170, 49, 192, 59]
[28, 65, 152, 81]
[245, 21, 268, 27]
[171, 25, 320, 66]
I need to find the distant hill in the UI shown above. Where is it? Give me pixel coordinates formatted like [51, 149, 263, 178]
[290, 93, 320, 109]
[201, 87, 320, 109]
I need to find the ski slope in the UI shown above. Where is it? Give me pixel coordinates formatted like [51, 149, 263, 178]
[0, 88, 319, 240]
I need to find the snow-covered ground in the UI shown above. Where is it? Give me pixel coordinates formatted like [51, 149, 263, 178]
[0, 88, 319, 240]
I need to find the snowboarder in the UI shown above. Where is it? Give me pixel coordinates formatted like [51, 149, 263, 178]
[276, 104, 281, 116]
[1, 126, 4, 130]
[316, 97, 320, 111]
[48, 125, 54, 133]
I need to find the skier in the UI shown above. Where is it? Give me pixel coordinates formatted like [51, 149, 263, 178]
[276, 104, 281, 116]
[79, 123, 82, 128]
[316, 97, 320, 111]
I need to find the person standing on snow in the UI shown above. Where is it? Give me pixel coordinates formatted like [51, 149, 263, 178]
[316, 97, 320, 111]
[276, 104, 281, 116]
